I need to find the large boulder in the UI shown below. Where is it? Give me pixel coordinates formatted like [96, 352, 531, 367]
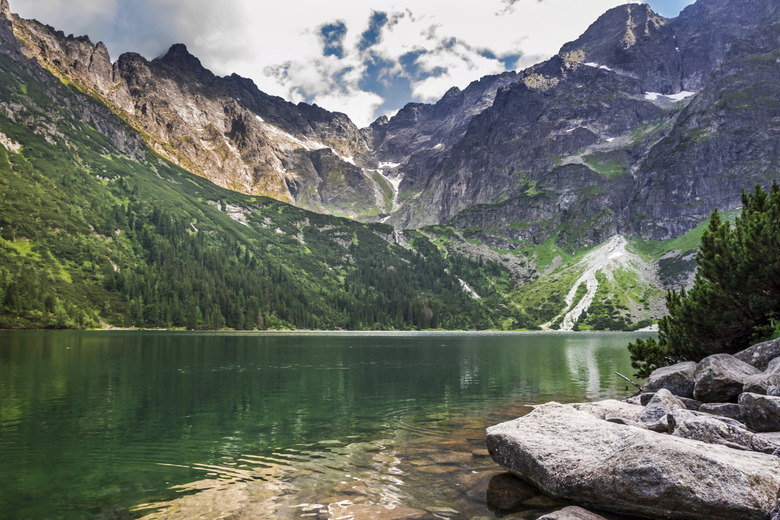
[698, 402, 743, 422]
[694, 354, 761, 403]
[571, 400, 643, 422]
[641, 392, 703, 410]
[740, 393, 780, 432]
[668, 408, 775, 453]
[744, 358, 780, 395]
[643, 361, 697, 398]
[486, 402, 780, 520]
[734, 338, 780, 371]
[636, 388, 686, 432]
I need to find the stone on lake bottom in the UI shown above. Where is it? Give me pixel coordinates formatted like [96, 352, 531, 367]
[486, 472, 541, 514]
[537, 505, 609, 520]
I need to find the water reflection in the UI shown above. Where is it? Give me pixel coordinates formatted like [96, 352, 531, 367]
[564, 335, 603, 399]
[0, 330, 651, 519]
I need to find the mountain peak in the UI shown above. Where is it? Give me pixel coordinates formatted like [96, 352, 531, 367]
[0, 0, 9, 19]
[154, 43, 209, 74]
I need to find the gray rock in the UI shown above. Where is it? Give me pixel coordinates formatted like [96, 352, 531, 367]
[645, 393, 703, 410]
[537, 506, 608, 520]
[624, 394, 643, 405]
[668, 408, 775, 453]
[744, 358, 780, 395]
[605, 416, 646, 429]
[485, 472, 540, 514]
[699, 402, 743, 422]
[757, 432, 780, 446]
[734, 338, 780, 371]
[740, 393, 780, 433]
[636, 388, 686, 432]
[679, 396, 703, 411]
[571, 400, 643, 422]
[639, 392, 656, 406]
[772, 499, 780, 520]
[694, 354, 761, 403]
[643, 361, 697, 398]
[667, 408, 745, 432]
[487, 402, 780, 520]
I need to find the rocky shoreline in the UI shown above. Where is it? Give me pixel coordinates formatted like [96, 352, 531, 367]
[487, 338, 780, 520]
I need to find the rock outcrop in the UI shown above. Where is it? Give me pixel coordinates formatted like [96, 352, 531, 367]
[740, 393, 780, 433]
[642, 361, 696, 398]
[4, 9, 381, 220]
[488, 341, 780, 520]
[693, 354, 761, 403]
[636, 388, 686, 432]
[735, 338, 780, 371]
[668, 408, 776, 453]
[487, 402, 780, 520]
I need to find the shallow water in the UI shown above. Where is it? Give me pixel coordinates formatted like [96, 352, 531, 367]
[0, 330, 651, 519]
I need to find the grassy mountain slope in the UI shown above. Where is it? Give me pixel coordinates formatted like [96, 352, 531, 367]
[0, 53, 503, 330]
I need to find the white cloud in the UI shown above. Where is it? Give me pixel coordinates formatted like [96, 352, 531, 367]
[313, 89, 385, 127]
[12, 0, 643, 127]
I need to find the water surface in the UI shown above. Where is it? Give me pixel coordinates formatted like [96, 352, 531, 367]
[0, 330, 650, 519]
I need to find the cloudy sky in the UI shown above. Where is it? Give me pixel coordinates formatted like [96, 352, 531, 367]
[13, 0, 695, 127]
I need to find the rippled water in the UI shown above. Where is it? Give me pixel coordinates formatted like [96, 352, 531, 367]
[0, 330, 650, 519]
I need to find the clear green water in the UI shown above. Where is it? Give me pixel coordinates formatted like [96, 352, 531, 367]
[0, 330, 650, 519]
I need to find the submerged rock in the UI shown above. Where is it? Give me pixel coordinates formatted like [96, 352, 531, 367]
[694, 354, 760, 403]
[537, 505, 608, 519]
[485, 472, 541, 515]
[486, 402, 780, 520]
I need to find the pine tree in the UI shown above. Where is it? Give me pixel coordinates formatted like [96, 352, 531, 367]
[629, 182, 780, 378]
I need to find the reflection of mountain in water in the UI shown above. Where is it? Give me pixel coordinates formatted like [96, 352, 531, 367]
[565, 336, 605, 399]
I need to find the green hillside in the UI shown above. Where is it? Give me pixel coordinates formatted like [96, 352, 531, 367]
[0, 54, 501, 330]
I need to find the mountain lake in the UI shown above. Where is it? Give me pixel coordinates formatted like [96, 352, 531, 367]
[0, 330, 654, 519]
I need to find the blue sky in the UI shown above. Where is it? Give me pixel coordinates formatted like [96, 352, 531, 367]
[14, 0, 695, 127]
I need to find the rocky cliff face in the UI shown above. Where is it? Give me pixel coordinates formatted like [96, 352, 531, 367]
[2, 0, 778, 245]
[379, 0, 779, 246]
[6, 11, 385, 220]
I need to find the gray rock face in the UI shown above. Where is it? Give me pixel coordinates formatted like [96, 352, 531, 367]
[487, 402, 780, 520]
[537, 505, 608, 520]
[744, 358, 780, 395]
[699, 402, 743, 422]
[571, 400, 642, 421]
[735, 339, 780, 371]
[694, 354, 761, 403]
[740, 393, 780, 433]
[668, 408, 775, 453]
[667, 408, 745, 432]
[643, 361, 697, 398]
[636, 388, 686, 432]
